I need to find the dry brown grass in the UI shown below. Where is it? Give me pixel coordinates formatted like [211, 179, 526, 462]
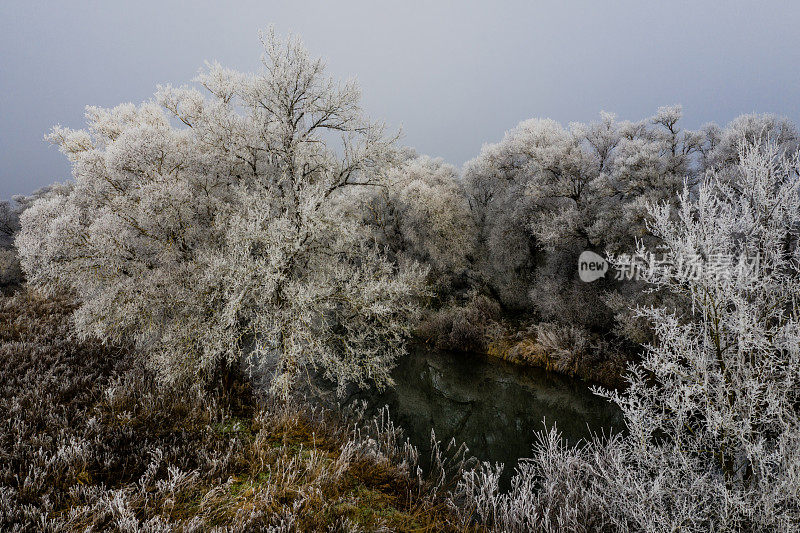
[0, 288, 473, 532]
[416, 294, 503, 353]
[486, 324, 629, 389]
[417, 293, 631, 389]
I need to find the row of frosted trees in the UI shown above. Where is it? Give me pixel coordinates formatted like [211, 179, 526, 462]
[451, 142, 800, 530]
[4, 32, 800, 529]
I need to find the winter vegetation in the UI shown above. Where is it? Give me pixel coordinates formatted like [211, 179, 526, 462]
[3, 30, 799, 531]
[453, 142, 800, 531]
[0, 289, 472, 531]
[16, 31, 427, 397]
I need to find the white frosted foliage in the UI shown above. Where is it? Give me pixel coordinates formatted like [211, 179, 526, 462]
[17, 31, 427, 395]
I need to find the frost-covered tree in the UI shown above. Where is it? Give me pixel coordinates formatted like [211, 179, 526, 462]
[17, 31, 427, 395]
[453, 142, 800, 532]
[705, 113, 799, 170]
[357, 154, 475, 298]
[589, 106, 706, 254]
[462, 117, 600, 310]
[0, 184, 72, 288]
[461, 108, 713, 336]
[457, 141, 800, 531]
[600, 140, 800, 528]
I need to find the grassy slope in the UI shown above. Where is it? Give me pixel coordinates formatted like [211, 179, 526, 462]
[0, 289, 469, 532]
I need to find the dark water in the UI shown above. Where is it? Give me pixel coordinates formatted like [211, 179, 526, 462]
[334, 346, 623, 477]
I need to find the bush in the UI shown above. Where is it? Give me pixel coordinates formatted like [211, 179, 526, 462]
[417, 294, 503, 353]
[0, 248, 23, 289]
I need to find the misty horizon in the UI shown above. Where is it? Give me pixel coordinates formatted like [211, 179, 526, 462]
[3, 1, 800, 198]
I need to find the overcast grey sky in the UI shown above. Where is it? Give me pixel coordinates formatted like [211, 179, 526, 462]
[2, 1, 800, 198]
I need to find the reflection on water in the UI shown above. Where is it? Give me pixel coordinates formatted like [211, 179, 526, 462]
[336, 346, 623, 479]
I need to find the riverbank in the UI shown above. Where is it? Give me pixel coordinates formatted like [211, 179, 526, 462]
[0, 289, 468, 531]
[484, 333, 630, 390]
[335, 346, 623, 491]
[416, 298, 632, 390]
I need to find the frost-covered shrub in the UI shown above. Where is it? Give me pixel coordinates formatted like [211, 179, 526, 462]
[600, 140, 800, 529]
[450, 427, 619, 533]
[456, 141, 800, 531]
[417, 294, 503, 353]
[16, 31, 426, 395]
[0, 249, 22, 288]
[534, 322, 590, 374]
